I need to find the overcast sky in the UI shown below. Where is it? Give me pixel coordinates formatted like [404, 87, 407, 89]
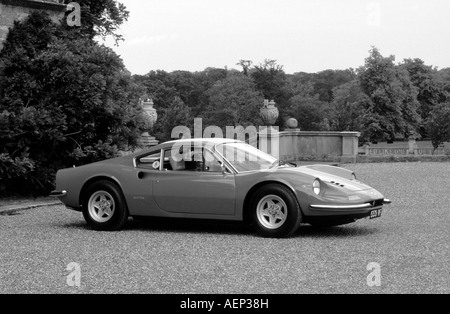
[101, 0, 450, 75]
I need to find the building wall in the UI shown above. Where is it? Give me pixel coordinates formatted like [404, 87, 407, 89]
[0, 0, 67, 50]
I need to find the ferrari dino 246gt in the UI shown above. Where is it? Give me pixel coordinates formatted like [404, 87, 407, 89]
[51, 138, 391, 238]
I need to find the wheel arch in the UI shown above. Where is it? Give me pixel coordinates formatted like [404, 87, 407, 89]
[242, 180, 302, 224]
[79, 176, 124, 208]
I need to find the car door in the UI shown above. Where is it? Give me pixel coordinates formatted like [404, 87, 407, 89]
[152, 147, 236, 215]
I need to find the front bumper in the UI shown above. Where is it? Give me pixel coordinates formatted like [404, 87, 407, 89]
[310, 198, 391, 211]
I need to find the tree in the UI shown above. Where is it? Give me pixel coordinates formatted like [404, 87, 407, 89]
[192, 67, 228, 116]
[0, 12, 145, 196]
[400, 58, 449, 137]
[134, 70, 178, 110]
[310, 69, 357, 102]
[236, 60, 253, 76]
[285, 81, 329, 131]
[329, 80, 366, 132]
[250, 59, 288, 102]
[358, 47, 421, 141]
[62, 0, 130, 44]
[205, 72, 264, 129]
[427, 102, 450, 151]
[153, 96, 193, 142]
[436, 68, 450, 93]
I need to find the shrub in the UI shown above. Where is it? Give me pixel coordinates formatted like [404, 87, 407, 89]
[0, 154, 35, 197]
[0, 12, 145, 196]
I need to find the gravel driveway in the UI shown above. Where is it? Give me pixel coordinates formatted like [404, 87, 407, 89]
[0, 162, 449, 294]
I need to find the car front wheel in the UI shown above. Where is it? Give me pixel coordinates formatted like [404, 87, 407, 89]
[250, 184, 302, 238]
[82, 181, 128, 231]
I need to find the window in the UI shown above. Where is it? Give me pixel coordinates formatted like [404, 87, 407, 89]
[162, 146, 227, 173]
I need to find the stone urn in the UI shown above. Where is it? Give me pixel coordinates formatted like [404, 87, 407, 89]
[139, 98, 159, 147]
[260, 99, 279, 126]
[141, 98, 158, 133]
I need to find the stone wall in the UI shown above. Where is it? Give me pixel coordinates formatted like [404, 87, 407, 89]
[278, 130, 361, 163]
[0, 0, 67, 50]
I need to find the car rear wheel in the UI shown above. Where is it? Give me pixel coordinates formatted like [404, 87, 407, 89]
[250, 184, 302, 238]
[82, 181, 128, 231]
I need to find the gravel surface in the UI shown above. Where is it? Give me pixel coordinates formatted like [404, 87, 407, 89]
[0, 162, 449, 294]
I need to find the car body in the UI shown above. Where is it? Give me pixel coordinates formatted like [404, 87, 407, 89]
[51, 138, 391, 237]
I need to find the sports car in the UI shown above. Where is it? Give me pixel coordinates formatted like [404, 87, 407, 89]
[51, 138, 391, 238]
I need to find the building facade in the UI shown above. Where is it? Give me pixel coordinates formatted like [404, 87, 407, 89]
[0, 0, 67, 50]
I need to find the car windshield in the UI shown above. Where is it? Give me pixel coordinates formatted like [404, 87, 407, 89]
[216, 142, 278, 172]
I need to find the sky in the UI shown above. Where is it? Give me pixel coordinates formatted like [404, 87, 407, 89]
[101, 0, 450, 75]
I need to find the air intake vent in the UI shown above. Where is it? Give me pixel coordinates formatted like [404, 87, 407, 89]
[372, 199, 384, 207]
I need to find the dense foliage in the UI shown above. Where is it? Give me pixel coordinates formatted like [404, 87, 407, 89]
[138, 50, 450, 144]
[427, 102, 450, 150]
[0, 11, 144, 196]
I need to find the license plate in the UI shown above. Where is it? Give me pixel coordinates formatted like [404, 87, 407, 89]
[370, 209, 382, 219]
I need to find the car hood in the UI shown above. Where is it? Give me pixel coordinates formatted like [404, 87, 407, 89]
[276, 166, 373, 192]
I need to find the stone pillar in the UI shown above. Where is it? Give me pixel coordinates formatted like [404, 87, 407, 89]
[341, 132, 361, 163]
[259, 126, 280, 160]
[408, 132, 418, 155]
[259, 100, 280, 159]
[364, 143, 371, 156]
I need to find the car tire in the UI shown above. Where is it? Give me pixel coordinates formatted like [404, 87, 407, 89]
[250, 184, 302, 238]
[82, 180, 128, 231]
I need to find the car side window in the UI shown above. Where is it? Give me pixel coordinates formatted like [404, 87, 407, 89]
[163, 147, 202, 172]
[137, 151, 161, 170]
[162, 146, 225, 173]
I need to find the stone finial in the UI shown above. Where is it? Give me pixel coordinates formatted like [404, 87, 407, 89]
[286, 118, 299, 130]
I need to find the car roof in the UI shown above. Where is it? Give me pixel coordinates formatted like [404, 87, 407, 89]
[122, 138, 245, 160]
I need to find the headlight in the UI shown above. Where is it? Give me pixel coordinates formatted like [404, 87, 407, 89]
[313, 179, 321, 195]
